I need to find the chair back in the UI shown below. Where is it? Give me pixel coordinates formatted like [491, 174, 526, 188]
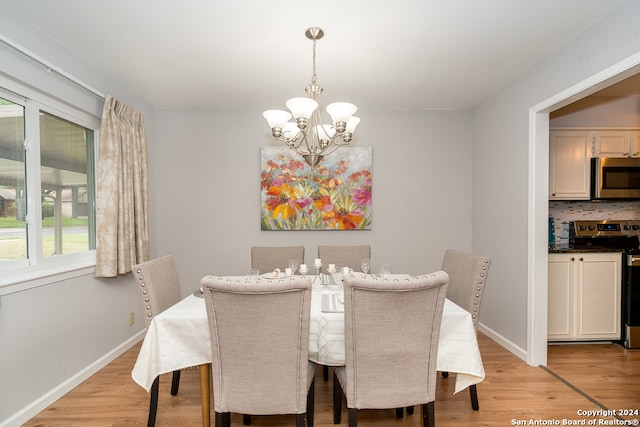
[132, 255, 182, 327]
[341, 272, 448, 409]
[201, 275, 313, 415]
[317, 245, 371, 274]
[441, 249, 491, 331]
[251, 246, 305, 274]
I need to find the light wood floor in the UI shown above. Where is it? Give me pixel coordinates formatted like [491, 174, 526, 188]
[23, 333, 640, 426]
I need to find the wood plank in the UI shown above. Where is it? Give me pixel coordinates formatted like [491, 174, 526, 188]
[23, 334, 640, 426]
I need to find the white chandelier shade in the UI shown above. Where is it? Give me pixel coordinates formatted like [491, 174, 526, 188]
[326, 102, 357, 127]
[263, 110, 292, 130]
[263, 27, 360, 167]
[286, 97, 319, 121]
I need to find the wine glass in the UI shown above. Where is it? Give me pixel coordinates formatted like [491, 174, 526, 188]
[288, 259, 298, 275]
[312, 258, 323, 287]
[330, 270, 344, 291]
[360, 259, 370, 274]
[380, 263, 391, 278]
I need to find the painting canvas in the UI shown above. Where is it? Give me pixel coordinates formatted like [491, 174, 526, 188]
[260, 146, 372, 230]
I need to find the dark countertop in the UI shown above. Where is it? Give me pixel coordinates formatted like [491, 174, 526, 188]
[549, 245, 626, 254]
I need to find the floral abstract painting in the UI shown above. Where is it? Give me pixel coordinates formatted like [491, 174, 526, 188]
[261, 146, 372, 230]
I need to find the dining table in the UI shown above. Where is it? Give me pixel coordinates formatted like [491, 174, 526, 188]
[131, 274, 486, 427]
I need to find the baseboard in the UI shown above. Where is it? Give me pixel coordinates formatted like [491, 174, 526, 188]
[478, 322, 528, 363]
[1, 330, 146, 427]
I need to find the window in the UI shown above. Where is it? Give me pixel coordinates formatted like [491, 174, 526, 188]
[0, 87, 98, 282]
[0, 97, 26, 260]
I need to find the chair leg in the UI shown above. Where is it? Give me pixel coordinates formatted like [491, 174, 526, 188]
[147, 376, 160, 427]
[347, 408, 357, 427]
[423, 401, 435, 427]
[333, 372, 342, 424]
[441, 371, 449, 378]
[395, 407, 403, 418]
[307, 378, 315, 427]
[323, 365, 329, 381]
[406, 405, 414, 415]
[469, 384, 479, 410]
[296, 413, 305, 427]
[243, 414, 251, 425]
[170, 370, 181, 395]
[215, 412, 230, 427]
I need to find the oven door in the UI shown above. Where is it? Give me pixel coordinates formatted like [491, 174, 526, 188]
[591, 157, 640, 199]
[623, 253, 640, 348]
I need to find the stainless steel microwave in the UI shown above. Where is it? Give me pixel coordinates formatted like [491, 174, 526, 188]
[591, 157, 640, 199]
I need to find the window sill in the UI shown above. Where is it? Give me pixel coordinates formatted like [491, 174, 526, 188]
[0, 254, 96, 295]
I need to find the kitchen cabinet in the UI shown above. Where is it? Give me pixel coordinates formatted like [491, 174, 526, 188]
[593, 130, 640, 157]
[549, 130, 592, 200]
[548, 252, 621, 341]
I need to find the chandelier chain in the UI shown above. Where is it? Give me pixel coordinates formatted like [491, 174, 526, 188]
[311, 37, 317, 84]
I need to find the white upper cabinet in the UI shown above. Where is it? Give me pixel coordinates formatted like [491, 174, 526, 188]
[594, 130, 640, 157]
[549, 130, 592, 200]
[630, 131, 640, 156]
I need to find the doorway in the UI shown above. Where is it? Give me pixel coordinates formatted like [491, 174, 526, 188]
[529, 53, 640, 366]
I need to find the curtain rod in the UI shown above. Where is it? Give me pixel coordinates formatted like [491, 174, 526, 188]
[0, 33, 105, 99]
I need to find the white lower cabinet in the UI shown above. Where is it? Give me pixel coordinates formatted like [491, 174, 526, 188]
[548, 252, 621, 341]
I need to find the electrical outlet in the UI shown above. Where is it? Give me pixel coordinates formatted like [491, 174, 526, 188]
[129, 311, 135, 326]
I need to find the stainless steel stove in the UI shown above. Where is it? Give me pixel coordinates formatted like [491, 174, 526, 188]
[572, 220, 640, 251]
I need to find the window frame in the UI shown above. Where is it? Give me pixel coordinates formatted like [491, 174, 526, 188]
[0, 85, 100, 289]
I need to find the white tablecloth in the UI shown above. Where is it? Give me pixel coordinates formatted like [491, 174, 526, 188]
[132, 282, 485, 395]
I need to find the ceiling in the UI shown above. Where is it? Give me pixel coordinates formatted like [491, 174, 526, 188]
[593, 73, 640, 97]
[0, 0, 634, 110]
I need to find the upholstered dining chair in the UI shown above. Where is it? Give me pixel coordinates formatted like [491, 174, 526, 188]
[333, 272, 449, 427]
[440, 248, 492, 410]
[316, 244, 372, 381]
[251, 245, 305, 274]
[132, 255, 183, 427]
[317, 245, 371, 274]
[201, 275, 316, 427]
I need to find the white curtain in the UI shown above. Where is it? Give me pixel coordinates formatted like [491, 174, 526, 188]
[95, 95, 149, 277]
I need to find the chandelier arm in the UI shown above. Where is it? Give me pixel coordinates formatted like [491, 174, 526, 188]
[316, 136, 350, 157]
[298, 130, 315, 155]
[273, 135, 305, 153]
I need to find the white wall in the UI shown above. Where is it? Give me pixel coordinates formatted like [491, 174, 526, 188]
[2, 0, 640, 423]
[551, 95, 640, 127]
[472, 0, 640, 360]
[0, 10, 157, 426]
[151, 108, 474, 298]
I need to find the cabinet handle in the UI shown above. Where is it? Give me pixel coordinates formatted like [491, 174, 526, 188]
[570, 257, 575, 261]
[634, 152, 639, 157]
[624, 152, 630, 157]
[579, 257, 584, 261]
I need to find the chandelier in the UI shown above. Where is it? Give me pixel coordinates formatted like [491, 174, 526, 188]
[263, 27, 359, 167]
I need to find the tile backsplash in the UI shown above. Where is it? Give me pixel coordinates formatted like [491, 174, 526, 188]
[549, 200, 640, 246]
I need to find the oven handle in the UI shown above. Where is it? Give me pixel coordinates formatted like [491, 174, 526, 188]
[627, 254, 640, 266]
